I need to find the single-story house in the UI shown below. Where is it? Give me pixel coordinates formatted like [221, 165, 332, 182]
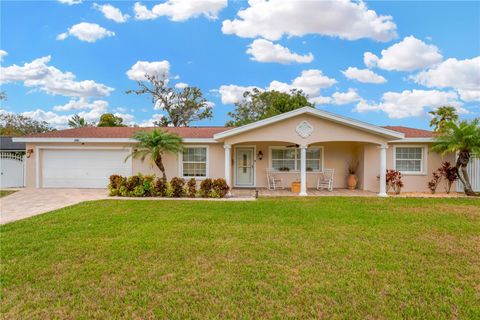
[14, 107, 461, 195]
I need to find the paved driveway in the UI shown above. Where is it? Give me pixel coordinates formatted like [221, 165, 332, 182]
[0, 189, 109, 225]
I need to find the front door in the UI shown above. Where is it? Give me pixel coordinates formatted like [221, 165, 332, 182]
[235, 147, 255, 187]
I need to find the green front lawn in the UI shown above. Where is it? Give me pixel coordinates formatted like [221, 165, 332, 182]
[1, 198, 479, 319]
[0, 190, 16, 198]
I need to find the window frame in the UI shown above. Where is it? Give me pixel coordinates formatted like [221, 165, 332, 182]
[268, 146, 324, 172]
[393, 145, 427, 175]
[179, 145, 209, 179]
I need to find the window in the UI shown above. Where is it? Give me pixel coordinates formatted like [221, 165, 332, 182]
[394, 146, 424, 173]
[182, 147, 207, 177]
[270, 147, 323, 171]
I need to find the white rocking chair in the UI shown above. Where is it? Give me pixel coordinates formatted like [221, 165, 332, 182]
[317, 169, 334, 191]
[266, 168, 284, 190]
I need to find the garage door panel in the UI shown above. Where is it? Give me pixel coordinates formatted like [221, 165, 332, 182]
[41, 149, 131, 188]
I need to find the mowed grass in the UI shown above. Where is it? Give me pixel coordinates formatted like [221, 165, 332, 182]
[1, 198, 479, 319]
[0, 190, 16, 198]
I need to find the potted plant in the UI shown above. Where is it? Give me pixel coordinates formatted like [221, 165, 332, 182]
[347, 159, 359, 190]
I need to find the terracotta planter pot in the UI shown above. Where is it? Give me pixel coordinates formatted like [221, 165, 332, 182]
[347, 174, 358, 190]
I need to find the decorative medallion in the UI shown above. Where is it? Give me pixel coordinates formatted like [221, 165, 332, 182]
[296, 121, 313, 138]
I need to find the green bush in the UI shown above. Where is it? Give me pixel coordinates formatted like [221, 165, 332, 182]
[186, 178, 197, 197]
[154, 178, 168, 197]
[170, 177, 185, 197]
[119, 185, 128, 197]
[108, 174, 126, 196]
[142, 175, 155, 196]
[133, 185, 145, 197]
[199, 178, 213, 198]
[166, 182, 174, 198]
[213, 178, 229, 198]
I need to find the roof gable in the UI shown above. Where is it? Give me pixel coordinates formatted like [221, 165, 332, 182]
[214, 107, 405, 140]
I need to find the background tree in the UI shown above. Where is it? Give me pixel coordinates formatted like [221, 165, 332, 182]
[126, 74, 212, 127]
[68, 114, 91, 128]
[429, 106, 459, 133]
[97, 113, 126, 127]
[226, 89, 314, 126]
[127, 129, 184, 180]
[0, 113, 53, 135]
[432, 118, 480, 196]
[0, 91, 7, 101]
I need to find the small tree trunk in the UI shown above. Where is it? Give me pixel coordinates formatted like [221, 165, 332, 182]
[456, 150, 476, 196]
[154, 154, 167, 181]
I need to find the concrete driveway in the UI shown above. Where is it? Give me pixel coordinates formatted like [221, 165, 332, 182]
[0, 189, 109, 225]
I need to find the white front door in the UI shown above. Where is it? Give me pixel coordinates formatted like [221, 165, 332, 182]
[235, 147, 255, 187]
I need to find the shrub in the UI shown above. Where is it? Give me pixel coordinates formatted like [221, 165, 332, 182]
[386, 170, 403, 194]
[439, 161, 458, 193]
[170, 177, 185, 197]
[108, 174, 126, 196]
[133, 185, 145, 197]
[213, 178, 229, 198]
[199, 178, 213, 198]
[428, 170, 442, 194]
[142, 175, 155, 197]
[118, 185, 128, 197]
[126, 175, 141, 192]
[165, 182, 174, 197]
[187, 178, 197, 197]
[154, 178, 168, 197]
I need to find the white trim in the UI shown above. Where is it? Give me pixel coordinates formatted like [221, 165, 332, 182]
[268, 146, 324, 172]
[392, 145, 428, 176]
[35, 146, 133, 188]
[178, 145, 210, 180]
[378, 144, 388, 197]
[233, 145, 256, 188]
[213, 107, 405, 140]
[13, 137, 218, 144]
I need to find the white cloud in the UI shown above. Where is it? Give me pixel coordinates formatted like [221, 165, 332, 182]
[58, 0, 82, 5]
[222, 0, 397, 42]
[0, 50, 7, 62]
[268, 69, 336, 97]
[134, 0, 227, 21]
[57, 22, 115, 43]
[175, 82, 188, 89]
[411, 57, 480, 102]
[331, 89, 362, 105]
[355, 89, 464, 119]
[93, 3, 130, 23]
[218, 85, 260, 104]
[364, 36, 442, 71]
[342, 67, 386, 84]
[52, 98, 109, 112]
[0, 56, 114, 98]
[246, 39, 313, 64]
[126, 60, 171, 81]
[138, 114, 165, 127]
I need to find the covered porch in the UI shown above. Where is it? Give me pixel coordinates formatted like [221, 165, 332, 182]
[231, 188, 377, 197]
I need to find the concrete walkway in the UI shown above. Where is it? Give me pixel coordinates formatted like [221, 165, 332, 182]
[0, 189, 109, 225]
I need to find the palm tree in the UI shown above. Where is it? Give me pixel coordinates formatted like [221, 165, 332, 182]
[68, 114, 89, 128]
[432, 119, 480, 196]
[429, 106, 459, 133]
[127, 129, 184, 180]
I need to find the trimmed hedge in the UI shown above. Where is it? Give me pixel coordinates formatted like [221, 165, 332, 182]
[108, 175, 229, 198]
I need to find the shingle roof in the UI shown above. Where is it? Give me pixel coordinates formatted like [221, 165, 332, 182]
[0, 136, 26, 150]
[382, 126, 434, 138]
[24, 126, 233, 139]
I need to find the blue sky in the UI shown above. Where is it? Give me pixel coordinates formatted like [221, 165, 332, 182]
[1, 0, 479, 129]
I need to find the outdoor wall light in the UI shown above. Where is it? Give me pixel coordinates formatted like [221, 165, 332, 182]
[257, 151, 264, 160]
[26, 148, 34, 158]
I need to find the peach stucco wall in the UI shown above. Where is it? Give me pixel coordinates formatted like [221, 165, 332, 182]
[24, 142, 224, 188]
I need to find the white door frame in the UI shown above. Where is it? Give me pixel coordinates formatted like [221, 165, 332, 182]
[233, 145, 256, 188]
[36, 146, 133, 188]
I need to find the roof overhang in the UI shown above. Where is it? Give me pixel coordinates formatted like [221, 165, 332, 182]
[213, 107, 405, 140]
[389, 137, 434, 143]
[12, 137, 218, 144]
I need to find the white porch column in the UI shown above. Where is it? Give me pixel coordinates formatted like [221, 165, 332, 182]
[378, 144, 388, 197]
[299, 145, 308, 196]
[224, 144, 232, 195]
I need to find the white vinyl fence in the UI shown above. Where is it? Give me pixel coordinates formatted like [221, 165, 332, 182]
[0, 152, 25, 188]
[457, 155, 480, 192]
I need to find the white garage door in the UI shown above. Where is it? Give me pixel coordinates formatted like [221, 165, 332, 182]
[41, 149, 132, 188]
